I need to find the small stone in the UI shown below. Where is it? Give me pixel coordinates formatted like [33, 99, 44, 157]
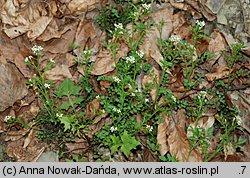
[206, 0, 226, 14]
[217, 14, 228, 25]
[245, 0, 250, 4]
[37, 151, 59, 162]
[235, 23, 244, 34]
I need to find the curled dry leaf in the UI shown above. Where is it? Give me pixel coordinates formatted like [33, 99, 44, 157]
[187, 116, 215, 138]
[65, 138, 89, 154]
[91, 44, 129, 75]
[85, 99, 100, 119]
[67, 0, 98, 15]
[157, 118, 169, 156]
[168, 125, 203, 161]
[45, 64, 73, 82]
[205, 67, 229, 82]
[88, 114, 111, 139]
[0, 63, 28, 112]
[142, 67, 160, 100]
[141, 8, 173, 67]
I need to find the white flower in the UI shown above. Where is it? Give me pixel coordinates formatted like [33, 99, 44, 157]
[24, 57, 29, 63]
[110, 126, 118, 132]
[142, 3, 151, 10]
[133, 11, 140, 18]
[112, 107, 121, 114]
[83, 49, 92, 55]
[145, 98, 149, 103]
[171, 95, 176, 102]
[200, 91, 207, 97]
[169, 35, 181, 42]
[56, 113, 63, 118]
[136, 50, 144, 58]
[4, 115, 12, 122]
[101, 109, 105, 114]
[31, 45, 43, 55]
[96, 95, 100, 99]
[44, 83, 50, 89]
[233, 116, 242, 125]
[50, 59, 55, 63]
[112, 76, 121, 83]
[114, 23, 123, 30]
[146, 125, 153, 132]
[131, 92, 135, 96]
[125, 56, 136, 64]
[195, 20, 205, 28]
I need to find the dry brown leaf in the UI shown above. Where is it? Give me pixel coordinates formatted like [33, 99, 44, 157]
[168, 125, 203, 161]
[205, 67, 229, 81]
[141, 8, 173, 67]
[157, 118, 169, 156]
[242, 43, 250, 56]
[0, 63, 28, 111]
[23, 129, 35, 148]
[91, 44, 129, 75]
[85, 99, 100, 119]
[45, 64, 73, 81]
[65, 138, 89, 154]
[142, 67, 160, 100]
[67, 0, 98, 15]
[44, 21, 78, 54]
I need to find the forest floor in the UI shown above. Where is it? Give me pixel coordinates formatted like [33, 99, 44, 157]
[0, 0, 250, 162]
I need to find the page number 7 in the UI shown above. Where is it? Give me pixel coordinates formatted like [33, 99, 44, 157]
[240, 166, 246, 174]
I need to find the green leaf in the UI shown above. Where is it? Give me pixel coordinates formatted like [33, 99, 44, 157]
[60, 101, 71, 110]
[54, 79, 81, 98]
[120, 130, 140, 157]
[59, 116, 75, 131]
[110, 135, 121, 153]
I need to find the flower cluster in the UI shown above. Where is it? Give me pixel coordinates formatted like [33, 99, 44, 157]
[4, 115, 12, 122]
[169, 35, 181, 42]
[171, 95, 177, 102]
[31, 45, 43, 55]
[233, 116, 242, 125]
[110, 126, 118, 132]
[83, 49, 92, 56]
[136, 50, 144, 58]
[50, 59, 55, 63]
[114, 23, 124, 35]
[56, 113, 63, 118]
[112, 76, 121, 83]
[146, 125, 153, 132]
[24, 56, 33, 63]
[44, 83, 50, 89]
[112, 107, 121, 114]
[142, 3, 151, 11]
[125, 56, 136, 64]
[195, 20, 205, 29]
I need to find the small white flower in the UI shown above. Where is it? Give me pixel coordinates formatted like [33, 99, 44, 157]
[114, 23, 123, 31]
[142, 3, 151, 11]
[145, 98, 149, 103]
[110, 126, 118, 133]
[131, 92, 135, 96]
[24, 57, 29, 63]
[31, 45, 43, 55]
[200, 91, 207, 97]
[96, 95, 100, 99]
[195, 20, 205, 28]
[112, 107, 121, 114]
[44, 83, 50, 89]
[133, 11, 140, 18]
[233, 116, 242, 125]
[56, 113, 63, 118]
[50, 59, 55, 63]
[4, 115, 12, 122]
[146, 125, 153, 132]
[125, 56, 136, 64]
[101, 109, 105, 114]
[171, 95, 176, 102]
[112, 76, 121, 83]
[136, 50, 144, 58]
[169, 35, 181, 42]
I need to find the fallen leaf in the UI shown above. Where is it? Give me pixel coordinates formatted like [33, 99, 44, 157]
[0, 63, 28, 111]
[65, 138, 89, 154]
[45, 64, 73, 81]
[157, 117, 169, 156]
[85, 99, 100, 119]
[91, 44, 129, 75]
[205, 67, 229, 82]
[67, 0, 98, 15]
